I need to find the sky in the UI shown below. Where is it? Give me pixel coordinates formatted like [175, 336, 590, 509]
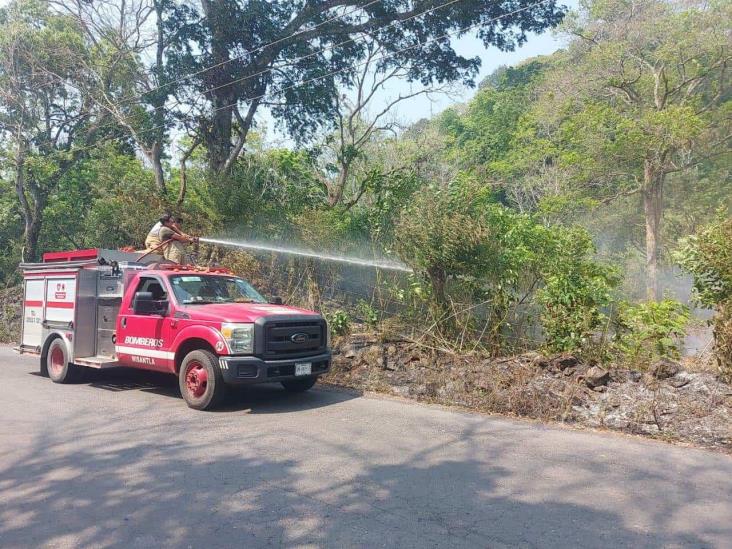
[0, 0, 579, 145]
[262, 0, 579, 144]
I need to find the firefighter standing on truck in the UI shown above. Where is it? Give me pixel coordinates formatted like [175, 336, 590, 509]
[145, 213, 195, 263]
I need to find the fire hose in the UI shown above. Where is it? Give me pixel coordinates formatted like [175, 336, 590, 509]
[135, 234, 200, 263]
[135, 238, 174, 262]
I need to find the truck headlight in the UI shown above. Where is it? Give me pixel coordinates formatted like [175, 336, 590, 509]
[220, 323, 254, 354]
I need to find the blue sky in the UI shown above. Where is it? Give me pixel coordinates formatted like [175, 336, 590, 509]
[263, 0, 579, 143]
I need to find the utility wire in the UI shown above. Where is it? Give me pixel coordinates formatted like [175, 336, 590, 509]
[38, 0, 469, 148]
[125, 0, 385, 103]
[38, 0, 553, 160]
[86, 0, 466, 115]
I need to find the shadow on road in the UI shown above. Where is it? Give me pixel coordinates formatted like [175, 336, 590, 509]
[29, 366, 361, 414]
[0, 412, 720, 548]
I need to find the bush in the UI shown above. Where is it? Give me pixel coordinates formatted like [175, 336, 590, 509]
[612, 299, 690, 367]
[538, 229, 620, 354]
[676, 217, 732, 379]
[394, 179, 620, 352]
[357, 299, 380, 329]
[326, 310, 351, 337]
[675, 217, 732, 307]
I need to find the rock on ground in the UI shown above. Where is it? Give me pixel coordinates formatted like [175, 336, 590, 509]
[326, 338, 732, 451]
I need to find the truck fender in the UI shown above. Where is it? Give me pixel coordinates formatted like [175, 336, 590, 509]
[170, 325, 230, 371]
[41, 330, 75, 362]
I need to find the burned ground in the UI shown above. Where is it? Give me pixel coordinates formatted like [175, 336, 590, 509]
[326, 334, 732, 451]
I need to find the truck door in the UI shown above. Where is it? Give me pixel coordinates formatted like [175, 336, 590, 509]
[115, 276, 174, 372]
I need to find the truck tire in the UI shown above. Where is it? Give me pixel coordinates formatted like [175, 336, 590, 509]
[281, 376, 317, 393]
[45, 338, 79, 384]
[179, 350, 226, 410]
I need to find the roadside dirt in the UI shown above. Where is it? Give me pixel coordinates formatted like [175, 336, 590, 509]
[325, 334, 732, 451]
[0, 286, 21, 343]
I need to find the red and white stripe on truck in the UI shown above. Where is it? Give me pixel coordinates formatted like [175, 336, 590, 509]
[22, 271, 77, 349]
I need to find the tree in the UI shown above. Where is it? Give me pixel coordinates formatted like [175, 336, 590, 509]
[0, 0, 101, 260]
[316, 41, 452, 209]
[163, 0, 565, 174]
[545, 0, 731, 298]
[54, 0, 174, 194]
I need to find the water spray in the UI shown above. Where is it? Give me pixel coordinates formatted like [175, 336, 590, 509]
[198, 237, 412, 272]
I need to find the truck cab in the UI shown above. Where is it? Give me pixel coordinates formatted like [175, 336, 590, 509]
[18, 249, 331, 410]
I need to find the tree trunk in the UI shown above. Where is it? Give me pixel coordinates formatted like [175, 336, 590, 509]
[642, 160, 664, 301]
[427, 266, 454, 334]
[206, 100, 234, 173]
[13, 143, 40, 262]
[151, 142, 166, 194]
[201, 0, 235, 174]
[24, 214, 43, 263]
[328, 164, 350, 207]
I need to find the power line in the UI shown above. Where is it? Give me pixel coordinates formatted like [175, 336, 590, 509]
[110, 0, 385, 107]
[165, 0, 468, 106]
[91, 0, 465, 114]
[38, 0, 468, 147]
[39, 0, 553, 160]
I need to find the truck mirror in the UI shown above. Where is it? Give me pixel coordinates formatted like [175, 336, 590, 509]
[269, 296, 283, 305]
[132, 291, 168, 315]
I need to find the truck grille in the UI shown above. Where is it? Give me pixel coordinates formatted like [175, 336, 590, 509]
[262, 318, 326, 359]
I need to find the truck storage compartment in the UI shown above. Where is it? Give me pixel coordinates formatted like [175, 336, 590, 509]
[21, 278, 44, 348]
[97, 299, 121, 330]
[96, 329, 116, 358]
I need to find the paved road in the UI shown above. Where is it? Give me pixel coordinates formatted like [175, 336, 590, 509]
[1, 347, 731, 549]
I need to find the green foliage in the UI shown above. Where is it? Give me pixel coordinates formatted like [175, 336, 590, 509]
[675, 217, 732, 379]
[162, 0, 565, 171]
[675, 217, 732, 308]
[612, 299, 690, 366]
[395, 177, 618, 350]
[326, 310, 351, 337]
[357, 300, 380, 330]
[537, 229, 620, 353]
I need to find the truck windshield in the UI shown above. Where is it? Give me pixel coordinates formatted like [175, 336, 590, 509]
[169, 275, 267, 305]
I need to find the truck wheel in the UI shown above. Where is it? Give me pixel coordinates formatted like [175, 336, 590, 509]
[281, 376, 317, 393]
[179, 350, 226, 410]
[45, 338, 78, 384]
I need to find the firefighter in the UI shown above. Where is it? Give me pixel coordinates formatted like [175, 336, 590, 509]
[145, 214, 194, 263]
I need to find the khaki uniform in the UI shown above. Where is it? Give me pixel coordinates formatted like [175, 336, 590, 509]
[145, 223, 186, 263]
[144, 222, 163, 250]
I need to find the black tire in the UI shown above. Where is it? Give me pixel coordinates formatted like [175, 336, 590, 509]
[179, 349, 226, 410]
[281, 376, 317, 393]
[45, 338, 79, 384]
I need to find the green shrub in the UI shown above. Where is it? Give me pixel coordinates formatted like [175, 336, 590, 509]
[394, 178, 621, 352]
[357, 299, 380, 329]
[612, 299, 690, 367]
[326, 310, 351, 336]
[675, 217, 732, 379]
[538, 229, 620, 353]
[675, 217, 732, 307]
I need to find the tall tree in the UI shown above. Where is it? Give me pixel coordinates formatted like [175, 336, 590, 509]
[0, 0, 101, 260]
[54, 0, 173, 194]
[316, 41, 452, 209]
[546, 0, 730, 298]
[164, 0, 565, 174]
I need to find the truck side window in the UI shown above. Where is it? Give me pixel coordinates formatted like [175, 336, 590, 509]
[135, 277, 167, 300]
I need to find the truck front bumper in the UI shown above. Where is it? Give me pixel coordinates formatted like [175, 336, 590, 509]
[218, 351, 331, 385]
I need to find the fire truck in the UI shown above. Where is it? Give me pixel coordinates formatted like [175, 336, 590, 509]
[18, 248, 331, 410]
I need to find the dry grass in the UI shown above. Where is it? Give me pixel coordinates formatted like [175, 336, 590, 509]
[325, 336, 732, 450]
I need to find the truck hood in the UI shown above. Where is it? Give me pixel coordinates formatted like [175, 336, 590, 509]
[179, 302, 321, 323]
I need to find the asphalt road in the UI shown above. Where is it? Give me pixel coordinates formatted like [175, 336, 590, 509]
[1, 346, 731, 549]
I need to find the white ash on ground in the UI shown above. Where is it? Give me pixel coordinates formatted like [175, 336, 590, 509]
[325, 336, 732, 451]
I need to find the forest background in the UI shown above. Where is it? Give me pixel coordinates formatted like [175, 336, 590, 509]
[0, 0, 730, 377]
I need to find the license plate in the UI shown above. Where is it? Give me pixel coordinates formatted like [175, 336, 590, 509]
[295, 362, 312, 376]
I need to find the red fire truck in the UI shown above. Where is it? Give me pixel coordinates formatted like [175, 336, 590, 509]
[18, 248, 331, 410]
